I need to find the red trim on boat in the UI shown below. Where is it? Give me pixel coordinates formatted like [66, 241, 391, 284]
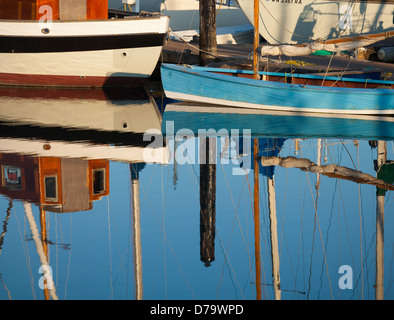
[0, 72, 147, 88]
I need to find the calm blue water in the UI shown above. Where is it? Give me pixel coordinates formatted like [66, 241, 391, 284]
[0, 84, 393, 300]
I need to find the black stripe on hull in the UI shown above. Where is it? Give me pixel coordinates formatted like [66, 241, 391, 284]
[0, 33, 167, 53]
[0, 121, 164, 148]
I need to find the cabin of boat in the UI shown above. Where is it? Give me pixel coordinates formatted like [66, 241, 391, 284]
[0, 0, 108, 20]
[0, 153, 109, 213]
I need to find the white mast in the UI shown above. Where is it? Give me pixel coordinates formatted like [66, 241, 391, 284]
[375, 141, 387, 300]
[23, 202, 58, 300]
[131, 164, 143, 300]
[267, 176, 281, 300]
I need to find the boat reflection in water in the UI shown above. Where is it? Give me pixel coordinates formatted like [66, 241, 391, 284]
[0, 86, 167, 300]
[0, 91, 393, 300]
[163, 102, 393, 300]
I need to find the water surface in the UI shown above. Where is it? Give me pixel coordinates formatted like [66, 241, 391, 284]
[0, 84, 392, 300]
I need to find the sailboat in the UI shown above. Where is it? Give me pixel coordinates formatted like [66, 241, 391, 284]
[236, 0, 394, 45]
[160, 0, 394, 115]
[160, 63, 394, 115]
[0, 0, 169, 87]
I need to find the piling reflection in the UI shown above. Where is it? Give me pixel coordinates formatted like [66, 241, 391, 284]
[163, 101, 394, 300]
[0, 89, 393, 300]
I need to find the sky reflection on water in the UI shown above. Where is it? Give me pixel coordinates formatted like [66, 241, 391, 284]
[0, 84, 393, 300]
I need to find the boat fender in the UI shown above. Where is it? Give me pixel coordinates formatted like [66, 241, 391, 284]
[377, 47, 394, 62]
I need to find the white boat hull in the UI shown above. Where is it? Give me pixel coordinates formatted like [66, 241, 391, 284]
[159, 0, 250, 30]
[0, 16, 170, 87]
[237, 0, 394, 44]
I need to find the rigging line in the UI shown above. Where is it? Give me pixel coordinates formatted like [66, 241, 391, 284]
[340, 140, 357, 170]
[258, 0, 359, 42]
[220, 156, 254, 272]
[240, 175, 252, 273]
[251, 281, 306, 295]
[350, 227, 378, 299]
[162, 225, 197, 299]
[329, 58, 354, 88]
[13, 204, 36, 299]
[0, 273, 12, 300]
[308, 174, 333, 299]
[301, 151, 333, 299]
[63, 214, 72, 300]
[161, 165, 167, 300]
[321, 51, 335, 87]
[107, 196, 113, 300]
[187, 160, 200, 199]
[295, 173, 307, 299]
[277, 165, 298, 294]
[258, 0, 311, 41]
[306, 190, 317, 300]
[300, 147, 333, 300]
[385, 242, 394, 299]
[317, 179, 338, 299]
[216, 231, 243, 300]
[357, 147, 365, 300]
[337, 181, 359, 298]
[215, 153, 249, 299]
[135, 165, 196, 299]
[168, 28, 221, 60]
[167, 166, 197, 298]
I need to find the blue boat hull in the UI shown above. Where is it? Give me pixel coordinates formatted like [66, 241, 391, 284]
[163, 103, 394, 141]
[161, 63, 394, 115]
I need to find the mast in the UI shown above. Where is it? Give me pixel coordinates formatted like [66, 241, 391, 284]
[130, 163, 143, 300]
[266, 163, 281, 300]
[39, 206, 50, 300]
[375, 141, 386, 300]
[253, 0, 259, 79]
[253, 139, 261, 300]
[23, 202, 58, 300]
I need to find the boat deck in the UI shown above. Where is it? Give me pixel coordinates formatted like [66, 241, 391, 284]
[161, 38, 394, 80]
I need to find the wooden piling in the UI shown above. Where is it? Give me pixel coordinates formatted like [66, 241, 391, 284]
[199, 0, 217, 66]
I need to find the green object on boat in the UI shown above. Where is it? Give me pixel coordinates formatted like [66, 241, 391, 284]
[310, 50, 333, 56]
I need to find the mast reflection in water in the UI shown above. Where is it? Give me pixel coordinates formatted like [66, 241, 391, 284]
[0, 87, 393, 300]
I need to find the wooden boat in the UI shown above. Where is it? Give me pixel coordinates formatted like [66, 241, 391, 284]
[0, 0, 169, 87]
[160, 63, 394, 115]
[237, 0, 394, 45]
